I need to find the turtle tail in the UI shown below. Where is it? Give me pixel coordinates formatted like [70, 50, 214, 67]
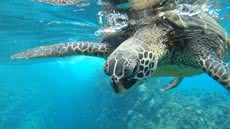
[11, 42, 112, 60]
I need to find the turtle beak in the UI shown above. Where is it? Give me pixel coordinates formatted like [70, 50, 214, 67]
[111, 79, 127, 93]
[110, 77, 138, 93]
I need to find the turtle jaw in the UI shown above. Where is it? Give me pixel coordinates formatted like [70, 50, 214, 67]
[110, 77, 138, 93]
[110, 80, 127, 93]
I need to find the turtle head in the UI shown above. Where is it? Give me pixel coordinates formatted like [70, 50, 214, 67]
[104, 51, 141, 93]
[103, 27, 163, 93]
[104, 43, 156, 93]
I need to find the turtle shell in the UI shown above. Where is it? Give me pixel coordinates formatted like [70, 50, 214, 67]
[158, 4, 228, 40]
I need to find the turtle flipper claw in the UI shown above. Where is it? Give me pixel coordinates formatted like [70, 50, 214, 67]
[161, 77, 183, 92]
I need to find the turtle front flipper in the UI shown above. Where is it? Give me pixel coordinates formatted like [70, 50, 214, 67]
[198, 54, 230, 90]
[34, 0, 83, 6]
[161, 77, 184, 92]
[11, 42, 112, 60]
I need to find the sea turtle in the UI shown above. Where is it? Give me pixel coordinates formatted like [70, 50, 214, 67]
[33, 0, 209, 10]
[11, 3, 230, 93]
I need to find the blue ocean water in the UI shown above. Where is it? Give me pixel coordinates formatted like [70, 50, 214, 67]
[0, 0, 230, 129]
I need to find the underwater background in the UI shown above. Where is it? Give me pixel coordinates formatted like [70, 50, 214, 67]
[0, 0, 230, 129]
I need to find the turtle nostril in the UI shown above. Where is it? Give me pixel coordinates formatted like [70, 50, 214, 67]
[104, 62, 110, 75]
[111, 75, 117, 81]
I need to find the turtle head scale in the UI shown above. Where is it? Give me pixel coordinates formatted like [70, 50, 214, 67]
[104, 51, 140, 93]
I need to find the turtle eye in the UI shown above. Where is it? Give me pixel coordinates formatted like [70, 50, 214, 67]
[132, 65, 138, 74]
[124, 66, 131, 76]
[115, 17, 127, 24]
[125, 60, 139, 76]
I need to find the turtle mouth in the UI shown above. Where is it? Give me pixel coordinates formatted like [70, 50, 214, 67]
[110, 77, 138, 93]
